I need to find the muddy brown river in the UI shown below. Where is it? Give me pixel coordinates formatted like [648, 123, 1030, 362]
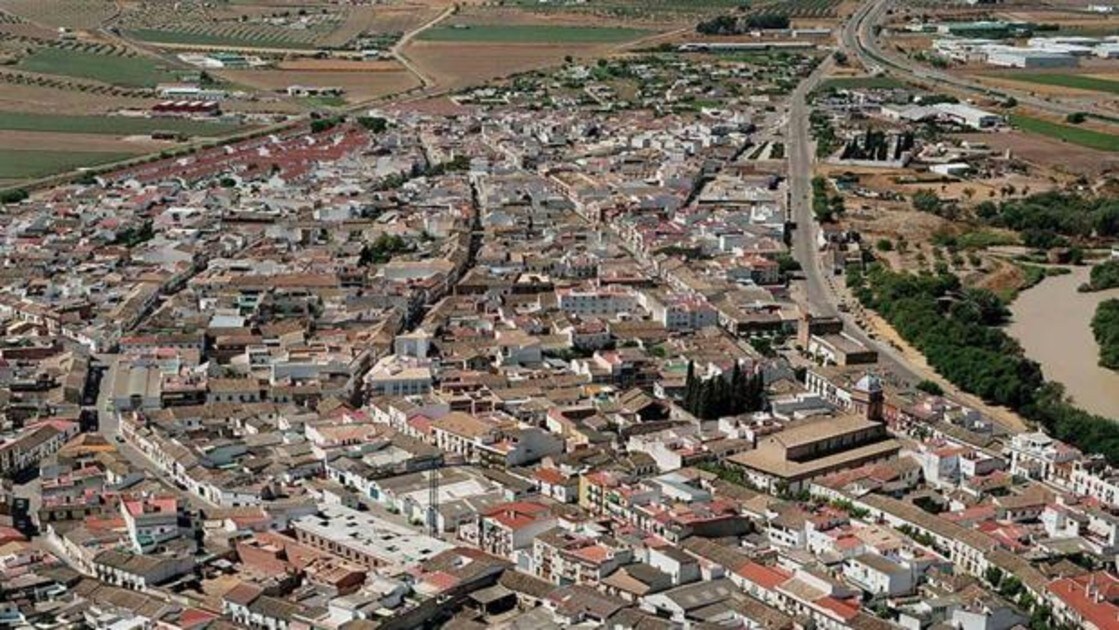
[1007, 265, 1119, 420]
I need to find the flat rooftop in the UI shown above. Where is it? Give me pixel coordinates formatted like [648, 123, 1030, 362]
[292, 504, 453, 571]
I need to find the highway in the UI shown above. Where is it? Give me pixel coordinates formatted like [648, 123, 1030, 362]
[843, 0, 1118, 122]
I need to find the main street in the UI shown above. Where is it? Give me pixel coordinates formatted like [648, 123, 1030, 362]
[787, 48, 922, 388]
[786, 6, 1040, 431]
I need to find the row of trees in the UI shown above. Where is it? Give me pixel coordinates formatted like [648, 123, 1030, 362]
[977, 191, 1119, 243]
[1092, 299, 1119, 370]
[851, 265, 1119, 465]
[839, 130, 914, 162]
[0, 188, 28, 204]
[682, 361, 765, 420]
[696, 13, 790, 35]
[809, 110, 839, 158]
[851, 267, 1037, 408]
[812, 176, 845, 223]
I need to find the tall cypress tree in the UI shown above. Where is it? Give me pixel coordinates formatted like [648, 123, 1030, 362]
[697, 384, 714, 420]
[684, 361, 696, 411]
[729, 361, 744, 414]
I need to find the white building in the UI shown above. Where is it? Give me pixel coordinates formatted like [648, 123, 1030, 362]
[556, 285, 637, 317]
[365, 356, 433, 397]
[985, 47, 1078, 68]
[843, 553, 916, 597]
[1006, 432, 1081, 483]
[932, 103, 1003, 130]
[291, 503, 453, 574]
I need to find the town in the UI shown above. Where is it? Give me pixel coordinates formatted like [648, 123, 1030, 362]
[1, 1, 1119, 630]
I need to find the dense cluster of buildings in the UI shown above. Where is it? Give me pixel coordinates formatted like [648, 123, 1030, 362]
[0, 51, 1117, 630]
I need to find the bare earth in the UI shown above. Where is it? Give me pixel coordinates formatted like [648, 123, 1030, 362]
[0, 130, 163, 153]
[217, 68, 421, 103]
[969, 130, 1119, 176]
[277, 59, 405, 73]
[405, 41, 609, 90]
[0, 84, 152, 115]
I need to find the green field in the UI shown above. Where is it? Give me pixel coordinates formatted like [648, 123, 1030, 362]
[126, 28, 319, 50]
[0, 112, 246, 136]
[510, 0, 744, 15]
[818, 76, 906, 90]
[17, 48, 179, 87]
[1010, 114, 1119, 152]
[1000, 73, 1119, 95]
[417, 24, 649, 43]
[0, 149, 133, 180]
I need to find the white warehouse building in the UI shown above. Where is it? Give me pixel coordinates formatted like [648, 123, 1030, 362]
[984, 46, 1079, 68]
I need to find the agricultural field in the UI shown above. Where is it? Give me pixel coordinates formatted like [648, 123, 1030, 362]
[113, 0, 445, 51]
[0, 0, 116, 30]
[0, 112, 247, 136]
[750, 0, 844, 18]
[123, 27, 323, 50]
[417, 25, 649, 44]
[317, 4, 442, 49]
[16, 47, 182, 88]
[995, 73, 1119, 96]
[0, 148, 132, 181]
[406, 41, 599, 91]
[216, 66, 420, 103]
[1010, 113, 1119, 153]
[118, 0, 346, 50]
[0, 83, 150, 115]
[506, 0, 746, 21]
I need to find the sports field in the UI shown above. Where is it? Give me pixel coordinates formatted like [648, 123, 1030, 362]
[17, 48, 179, 87]
[417, 24, 648, 43]
[1000, 73, 1119, 95]
[1010, 114, 1119, 152]
[0, 149, 132, 179]
[0, 112, 246, 136]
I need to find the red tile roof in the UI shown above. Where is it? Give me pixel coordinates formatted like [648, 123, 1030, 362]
[736, 561, 792, 590]
[1048, 571, 1119, 630]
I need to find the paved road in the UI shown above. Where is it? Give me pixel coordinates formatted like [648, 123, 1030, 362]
[788, 56, 835, 318]
[843, 0, 1118, 122]
[786, 20, 921, 387]
[94, 355, 218, 511]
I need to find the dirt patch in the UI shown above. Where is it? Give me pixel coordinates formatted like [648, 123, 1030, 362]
[277, 59, 403, 72]
[387, 95, 473, 117]
[969, 129, 1119, 176]
[217, 67, 420, 102]
[405, 40, 607, 90]
[968, 257, 1023, 295]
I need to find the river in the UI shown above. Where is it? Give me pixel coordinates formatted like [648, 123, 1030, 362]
[1007, 265, 1119, 420]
